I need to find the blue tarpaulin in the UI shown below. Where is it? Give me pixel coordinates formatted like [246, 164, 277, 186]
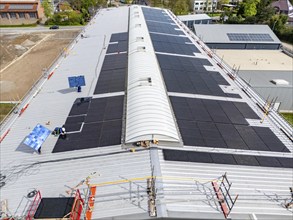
[24, 124, 51, 151]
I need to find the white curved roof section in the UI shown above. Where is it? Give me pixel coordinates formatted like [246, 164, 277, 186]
[125, 6, 180, 144]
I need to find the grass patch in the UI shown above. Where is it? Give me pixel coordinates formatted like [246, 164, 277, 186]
[0, 103, 16, 123]
[280, 112, 293, 126]
[0, 23, 37, 28]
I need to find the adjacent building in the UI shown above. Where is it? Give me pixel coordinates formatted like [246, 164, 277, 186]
[239, 70, 293, 111]
[272, 0, 293, 24]
[194, 24, 281, 49]
[0, 0, 44, 25]
[178, 14, 212, 30]
[193, 0, 217, 13]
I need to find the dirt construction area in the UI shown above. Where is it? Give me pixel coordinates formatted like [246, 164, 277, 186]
[0, 30, 80, 101]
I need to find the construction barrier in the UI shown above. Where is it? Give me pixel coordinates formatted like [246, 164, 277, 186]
[70, 189, 84, 220]
[0, 129, 10, 143]
[47, 71, 54, 79]
[26, 190, 42, 220]
[19, 103, 29, 117]
[85, 187, 97, 220]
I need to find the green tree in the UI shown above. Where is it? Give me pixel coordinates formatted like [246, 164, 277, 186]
[42, 0, 54, 18]
[269, 14, 288, 32]
[237, 0, 260, 18]
[170, 0, 189, 15]
[217, 0, 229, 9]
[255, 0, 275, 23]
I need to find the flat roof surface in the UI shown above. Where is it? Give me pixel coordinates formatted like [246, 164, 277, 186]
[238, 70, 293, 87]
[215, 50, 293, 71]
[178, 14, 211, 21]
[0, 5, 293, 220]
[194, 24, 281, 44]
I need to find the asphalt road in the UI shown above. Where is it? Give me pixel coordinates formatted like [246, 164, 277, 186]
[0, 26, 83, 34]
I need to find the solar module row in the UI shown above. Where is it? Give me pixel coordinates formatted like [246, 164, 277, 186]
[94, 69, 126, 94]
[171, 97, 288, 152]
[142, 7, 172, 23]
[52, 96, 124, 153]
[150, 33, 191, 44]
[163, 149, 293, 168]
[106, 41, 128, 54]
[110, 32, 128, 42]
[101, 53, 127, 71]
[146, 20, 184, 35]
[227, 33, 274, 42]
[157, 54, 239, 97]
[94, 53, 127, 94]
[152, 41, 198, 56]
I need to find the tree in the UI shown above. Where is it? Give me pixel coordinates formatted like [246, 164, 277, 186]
[42, 0, 53, 18]
[172, 0, 189, 15]
[255, 0, 275, 23]
[218, 0, 229, 9]
[237, 0, 261, 18]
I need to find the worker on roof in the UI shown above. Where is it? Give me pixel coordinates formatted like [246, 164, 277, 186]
[52, 126, 67, 139]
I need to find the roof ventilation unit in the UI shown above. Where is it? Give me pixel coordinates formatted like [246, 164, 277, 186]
[270, 79, 289, 85]
[137, 46, 146, 52]
[135, 24, 142, 28]
[136, 37, 144, 42]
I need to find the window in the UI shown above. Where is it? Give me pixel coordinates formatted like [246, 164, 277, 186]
[10, 12, 16, 18]
[18, 12, 25, 18]
[9, 4, 34, 10]
[29, 12, 36, 18]
[1, 13, 8, 18]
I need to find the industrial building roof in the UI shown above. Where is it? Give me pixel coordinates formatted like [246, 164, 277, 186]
[178, 14, 211, 22]
[0, 5, 293, 220]
[194, 24, 281, 44]
[238, 70, 293, 87]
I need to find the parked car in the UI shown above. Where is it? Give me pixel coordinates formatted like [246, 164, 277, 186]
[49, 25, 59, 30]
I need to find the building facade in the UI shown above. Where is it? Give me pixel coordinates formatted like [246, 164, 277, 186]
[0, 0, 44, 25]
[193, 0, 217, 13]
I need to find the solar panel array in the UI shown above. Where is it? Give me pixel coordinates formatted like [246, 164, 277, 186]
[227, 33, 274, 42]
[141, 8, 290, 165]
[157, 54, 240, 97]
[163, 149, 293, 168]
[142, 7, 172, 23]
[150, 33, 199, 55]
[171, 97, 288, 152]
[52, 96, 124, 153]
[94, 32, 128, 94]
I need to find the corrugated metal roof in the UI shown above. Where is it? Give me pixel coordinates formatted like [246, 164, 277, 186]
[0, 5, 292, 220]
[194, 24, 281, 44]
[125, 6, 180, 144]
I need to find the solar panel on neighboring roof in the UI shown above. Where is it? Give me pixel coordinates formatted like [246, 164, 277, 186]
[227, 33, 274, 42]
[23, 124, 51, 151]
